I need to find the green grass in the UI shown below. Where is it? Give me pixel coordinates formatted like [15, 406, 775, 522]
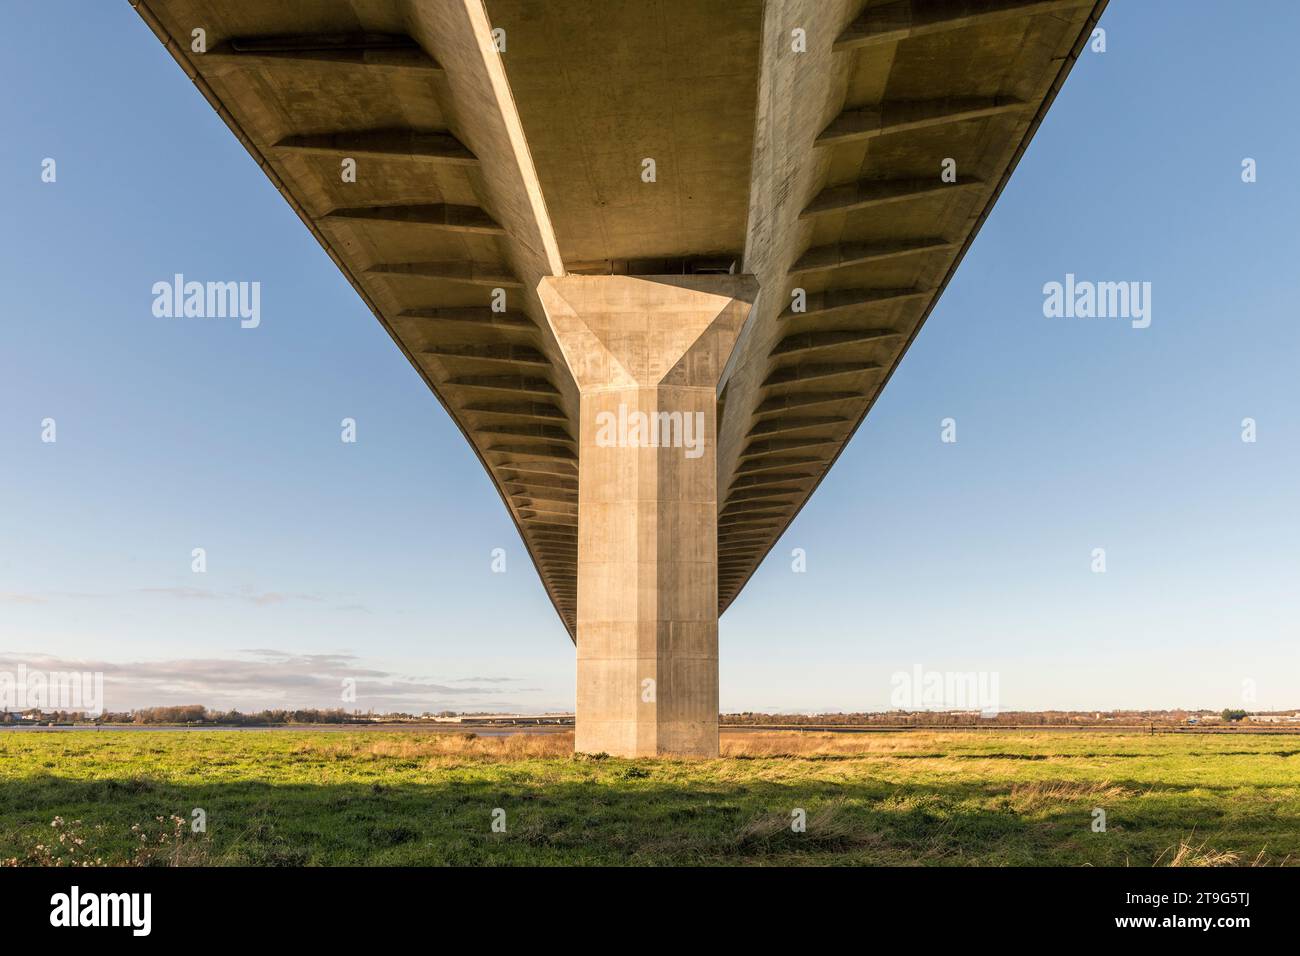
[1, 729, 1297, 865]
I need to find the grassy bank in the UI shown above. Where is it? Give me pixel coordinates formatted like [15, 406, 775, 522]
[1, 729, 1296, 866]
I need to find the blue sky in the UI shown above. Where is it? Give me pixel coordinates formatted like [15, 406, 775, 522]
[2, 1, 1296, 714]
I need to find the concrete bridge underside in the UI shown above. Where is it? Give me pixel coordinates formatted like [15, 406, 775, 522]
[134, 0, 1106, 756]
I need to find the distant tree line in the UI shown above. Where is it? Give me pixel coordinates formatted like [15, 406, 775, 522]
[127, 706, 357, 725]
[720, 709, 1261, 727]
[4, 707, 514, 725]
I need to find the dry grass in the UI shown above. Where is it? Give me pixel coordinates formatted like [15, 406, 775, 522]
[292, 731, 576, 763]
[1158, 838, 1243, 867]
[720, 730, 938, 758]
[290, 729, 945, 762]
[734, 798, 875, 851]
[1008, 780, 1135, 811]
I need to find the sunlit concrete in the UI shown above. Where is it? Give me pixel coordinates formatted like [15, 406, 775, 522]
[540, 276, 756, 756]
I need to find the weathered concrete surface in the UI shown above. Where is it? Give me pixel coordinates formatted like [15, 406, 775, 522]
[539, 276, 756, 757]
[485, 0, 762, 265]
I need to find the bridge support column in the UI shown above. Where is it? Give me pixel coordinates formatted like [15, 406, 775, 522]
[538, 275, 757, 757]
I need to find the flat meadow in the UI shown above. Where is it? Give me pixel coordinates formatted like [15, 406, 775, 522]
[1, 728, 1296, 866]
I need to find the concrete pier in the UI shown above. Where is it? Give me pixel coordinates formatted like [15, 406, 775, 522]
[539, 276, 756, 756]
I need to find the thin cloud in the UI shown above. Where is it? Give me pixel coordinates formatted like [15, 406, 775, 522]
[450, 677, 523, 684]
[0, 651, 545, 714]
[135, 587, 221, 601]
[135, 586, 330, 607]
[0, 592, 47, 605]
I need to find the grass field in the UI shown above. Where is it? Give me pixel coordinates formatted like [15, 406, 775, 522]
[2, 729, 1297, 866]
